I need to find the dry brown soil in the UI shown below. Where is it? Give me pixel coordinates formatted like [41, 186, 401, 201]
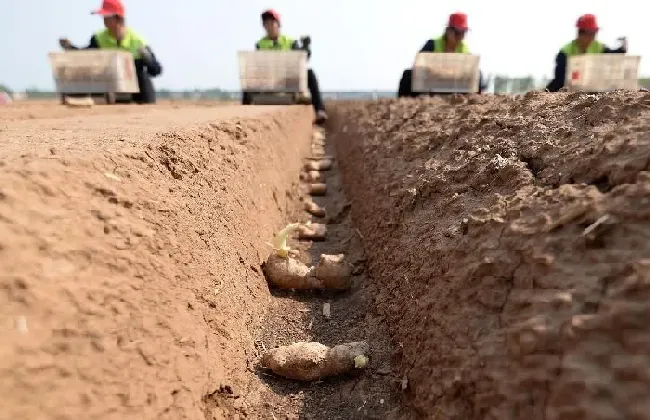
[1, 102, 317, 420]
[0, 99, 236, 122]
[0, 100, 399, 420]
[5, 91, 650, 420]
[330, 91, 650, 420]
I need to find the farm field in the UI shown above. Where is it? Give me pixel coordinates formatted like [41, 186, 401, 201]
[2, 92, 650, 419]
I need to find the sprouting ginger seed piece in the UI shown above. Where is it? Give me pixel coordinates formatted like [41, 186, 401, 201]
[270, 223, 303, 258]
[354, 355, 369, 369]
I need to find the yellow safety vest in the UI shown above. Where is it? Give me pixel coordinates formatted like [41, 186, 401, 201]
[561, 40, 605, 57]
[95, 28, 146, 59]
[433, 36, 469, 53]
[257, 35, 295, 50]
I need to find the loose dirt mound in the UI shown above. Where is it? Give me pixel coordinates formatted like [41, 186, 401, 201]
[330, 91, 650, 419]
[0, 105, 312, 420]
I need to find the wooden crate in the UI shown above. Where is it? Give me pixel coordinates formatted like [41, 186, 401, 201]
[238, 50, 308, 94]
[566, 54, 640, 92]
[49, 50, 139, 94]
[412, 53, 480, 93]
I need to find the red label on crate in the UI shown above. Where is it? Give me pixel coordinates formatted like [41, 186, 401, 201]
[571, 71, 580, 81]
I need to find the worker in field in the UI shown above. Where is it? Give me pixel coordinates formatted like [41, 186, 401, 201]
[398, 13, 486, 98]
[546, 14, 627, 92]
[244, 9, 328, 124]
[58, 0, 162, 104]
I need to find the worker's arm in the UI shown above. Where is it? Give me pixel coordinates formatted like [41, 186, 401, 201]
[62, 34, 161, 78]
[132, 64, 156, 104]
[546, 51, 567, 92]
[138, 46, 162, 77]
[60, 35, 100, 50]
[605, 37, 628, 53]
[419, 40, 435, 53]
[291, 40, 312, 59]
[604, 45, 626, 54]
[132, 44, 162, 104]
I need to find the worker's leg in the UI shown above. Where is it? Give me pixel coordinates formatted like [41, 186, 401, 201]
[478, 71, 486, 94]
[132, 63, 156, 104]
[242, 92, 252, 105]
[398, 69, 416, 98]
[307, 69, 325, 112]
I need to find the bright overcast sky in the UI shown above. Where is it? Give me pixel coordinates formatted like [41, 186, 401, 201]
[1, 0, 647, 91]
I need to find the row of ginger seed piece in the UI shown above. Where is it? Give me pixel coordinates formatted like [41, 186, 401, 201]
[258, 127, 369, 382]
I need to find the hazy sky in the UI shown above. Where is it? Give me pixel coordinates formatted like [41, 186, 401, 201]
[2, 0, 647, 90]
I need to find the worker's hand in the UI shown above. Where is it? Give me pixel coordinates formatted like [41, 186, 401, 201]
[137, 46, 153, 61]
[300, 36, 311, 48]
[59, 38, 72, 50]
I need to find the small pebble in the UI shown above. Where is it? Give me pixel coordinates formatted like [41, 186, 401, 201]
[323, 303, 331, 319]
[104, 172, 121, 181]
[15, 315, 28, 334]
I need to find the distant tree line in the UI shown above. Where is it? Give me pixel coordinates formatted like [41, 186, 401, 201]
[1, 77, 648, 99]
[492, 75, 547, 93]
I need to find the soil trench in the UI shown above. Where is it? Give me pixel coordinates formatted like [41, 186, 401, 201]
[221, 126, 401, 419]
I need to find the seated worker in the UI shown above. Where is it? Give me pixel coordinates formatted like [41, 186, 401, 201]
[546, 14, 627, 92]
[58, 0, 162, 104]
[243, 9, 328, 124]
[398, 13, 486, 98]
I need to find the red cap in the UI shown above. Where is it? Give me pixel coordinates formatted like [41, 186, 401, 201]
[92, 0, 125, 17]
[261, 9, 280, 23]
[577, 14, 599, 31]
[448, 13, 468, 30]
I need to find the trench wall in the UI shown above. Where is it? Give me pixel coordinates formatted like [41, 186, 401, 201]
[0, 106, 313, 420]
[329, 92, 650, 419]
